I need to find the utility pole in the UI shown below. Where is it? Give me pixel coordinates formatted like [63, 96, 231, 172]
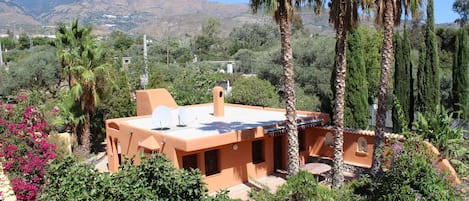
[166, 23, 170, 69]
[0, 42, 3, 67]
[141, 34, 149, 89]
[29, 35, 33, 50]
[166, 37, 169, 69]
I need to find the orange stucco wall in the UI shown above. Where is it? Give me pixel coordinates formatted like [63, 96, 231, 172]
[136, 89, 178, 116]
[423, 141, 461, 184]
[105, 115, 375, 192]
[107, 88, 460, 192]
[106, 118, 462, 192]
[306, 127, 374, 168]
[106, 116, 279, 191]
[176, 136, 274, 191]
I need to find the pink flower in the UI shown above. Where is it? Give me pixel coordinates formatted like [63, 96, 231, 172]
[17, 123, 26, 129]
[392, 143, 403, 152]
[5, 104, 13, 111]
[32, 176, 40, 183]
[52, 106, 60, 114]
[8, 123, 16, 130]
[0, 102, 56, 200]
[8, 144, 18, 152]
[15, 94, 27, 103]
[22, 107, 34, 119]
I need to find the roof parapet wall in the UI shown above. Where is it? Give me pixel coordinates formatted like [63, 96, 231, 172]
[136, 88, 178, 116]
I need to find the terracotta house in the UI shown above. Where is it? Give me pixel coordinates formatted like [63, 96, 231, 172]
[105, 87, 460, 192]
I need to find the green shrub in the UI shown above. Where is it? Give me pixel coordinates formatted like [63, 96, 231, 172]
[40, 154, 209, 200]
[352, 139, 462, 201]
[39, 157, 108, 200]
[275, 171, 318, 200]
[413, 106, 463, 154]
[249, 187, 276, 201]
[227, 76, 279, 108]
[249, 171, 320, 201]
[206, 189, 241, 201]
[313, 185, 366, 201]
[413, 106, 468, 182]
[447, 138, 469, 179]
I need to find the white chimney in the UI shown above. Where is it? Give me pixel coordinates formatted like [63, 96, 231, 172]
[227, 62, 233, 74]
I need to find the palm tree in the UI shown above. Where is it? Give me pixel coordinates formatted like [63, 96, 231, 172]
[328, 0, 362, 188]
[56, 19, 110, 155]
[250, 0, 322, 176]
[371, 0, 421, 177]
[56, 19, 92, 89]
[72, 37, 109, 155]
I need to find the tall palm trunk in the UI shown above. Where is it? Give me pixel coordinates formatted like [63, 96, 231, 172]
[371, 0, 395, 177]
[278, 1, 299, 176]
[81, 113, 91, 155]
[332, 10, 347, 189]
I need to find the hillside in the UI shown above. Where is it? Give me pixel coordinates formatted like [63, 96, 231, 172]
[0, 0, 333, 37]
[0, 2, 40, 26]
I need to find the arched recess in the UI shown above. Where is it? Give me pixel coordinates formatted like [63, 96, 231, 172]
[325, 132, 334, 147]
[357, 137, 368, 153]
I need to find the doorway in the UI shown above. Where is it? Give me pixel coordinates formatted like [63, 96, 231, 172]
[273, 135, 285, 172]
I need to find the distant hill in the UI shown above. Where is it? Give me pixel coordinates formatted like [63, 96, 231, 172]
[10, 0, 79, 17]
[0, 1, 40, 26]
[0, 0, 333, 37]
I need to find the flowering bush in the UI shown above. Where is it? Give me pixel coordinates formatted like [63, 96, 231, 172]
[377, 139, 460, 200]
[0, 96, 56, 201]
[351, 139, 461, 201]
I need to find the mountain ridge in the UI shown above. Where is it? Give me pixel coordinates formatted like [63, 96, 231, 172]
[0, 0, 257, 36]
[0, 0, 335, 37]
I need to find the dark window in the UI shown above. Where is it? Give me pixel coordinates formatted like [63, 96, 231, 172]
[143, 148, 155, 155]
[252, 140, 265, 164]
[183, 154, 198, 170]
[298, 130, 306, 151]
[205, 150, 219, 176]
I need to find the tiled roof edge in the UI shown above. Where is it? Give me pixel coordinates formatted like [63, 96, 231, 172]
[314, 126, 405, 139]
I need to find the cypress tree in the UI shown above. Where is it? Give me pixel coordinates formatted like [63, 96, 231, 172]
[404, 28, 414, 128]
[344, 29, 369, 129]
[425, 0, 440, 114]
[417, 42, 427, 113]
[417, 0, 440, 115]
[453, 28, 469, 119]
[393, 28, 414, 133]
[393, 32, 404, 132]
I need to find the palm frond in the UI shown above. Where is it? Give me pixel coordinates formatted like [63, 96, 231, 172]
[70, 65, 86, 75]
[70, 84, 83, 101]
[251, 0, 324, 23]
[374, 0, 423, 27]
[81, 70, 96, 83]
[329, 0, 360, 32]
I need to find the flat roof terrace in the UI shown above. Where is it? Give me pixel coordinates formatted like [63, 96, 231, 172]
[123, 104, 318, 140]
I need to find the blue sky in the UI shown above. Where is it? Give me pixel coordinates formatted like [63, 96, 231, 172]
[211, 0, 459, 24]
